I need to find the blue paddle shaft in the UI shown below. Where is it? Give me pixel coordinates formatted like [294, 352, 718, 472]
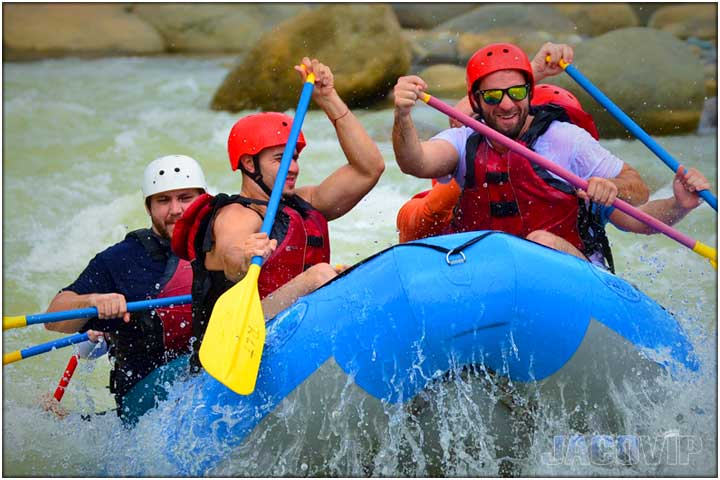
[25, 294, 193, 326]
[252, 78, 315, 267]
[564, 63, 717, 211]
[21, 332, 89, 360]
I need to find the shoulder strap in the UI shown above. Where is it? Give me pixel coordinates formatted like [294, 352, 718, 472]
[577, 200, 615, 273]
[193, 193, 268, 264]
[521, 104, 571, 149]
[463, 133, 483, 189]
[125, 228, 169, 262]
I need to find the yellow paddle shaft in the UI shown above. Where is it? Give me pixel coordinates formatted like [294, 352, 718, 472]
[545, 54, 570, 69]
[693, 241, 718, 269]
[3, 351, 22, 365]
[3, 316, 28, 330]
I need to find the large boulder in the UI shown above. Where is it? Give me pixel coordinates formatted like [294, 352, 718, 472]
[132, 4, 310, 54]
[547, 28, 706, 138]
[391, 4, 477, 29]
[553, 4, 639, 37]
[404, 29, 461, 66]
[211, 4, 411, 112]
[648, 4, 717, 40]
[416, 64, 467, 98]
[434, 4, 576, 36]
[631, 3, 669, 25]
[457, 29, 582, 64]
[3, 4, 164, 60]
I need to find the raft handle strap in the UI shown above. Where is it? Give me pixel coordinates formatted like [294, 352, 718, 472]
[399, 231, 499, 265]
[445, 250, 466, 266]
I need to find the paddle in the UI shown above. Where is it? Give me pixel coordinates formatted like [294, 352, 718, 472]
[420, 92, 718, 269]
[198, 71, 316, 395]
[3, 294, 192, 331]
[3, 332, 89, 365]
[548, 56, 717, 211]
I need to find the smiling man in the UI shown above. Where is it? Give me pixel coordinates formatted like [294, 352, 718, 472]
[391, 42, 649, 269]
[45, 155, 207, 416]
[172, 57, 384, 370]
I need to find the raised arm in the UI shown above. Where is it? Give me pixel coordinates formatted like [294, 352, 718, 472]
[392, 75, 460, 179]
[294, 58, 385, 221]
[531, 42, 575, 83]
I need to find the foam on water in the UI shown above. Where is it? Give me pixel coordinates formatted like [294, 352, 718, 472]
[2, 56, 716, 477]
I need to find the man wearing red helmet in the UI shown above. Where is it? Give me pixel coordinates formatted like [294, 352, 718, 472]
[392, 42, 649, 270]
[396, 83, 601, 244]
[173, 58, 384, 362]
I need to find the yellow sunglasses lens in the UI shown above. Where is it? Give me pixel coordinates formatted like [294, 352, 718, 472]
[507, 85, 529, 101]
[481, 89, 504, 105]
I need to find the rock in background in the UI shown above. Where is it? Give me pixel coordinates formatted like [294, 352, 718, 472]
[553, 3, 639, 36]
[648, 3, 717, 40]
[3, 4, 164, 60]
[2, 2, 716, 136]
[390, 4, 477, 29]
[210, 4, 410, 112]
[131, 4, 310, 56]
[546, 28, 707, 137]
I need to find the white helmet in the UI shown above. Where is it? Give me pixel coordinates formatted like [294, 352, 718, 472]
[142, 155, 207, 199]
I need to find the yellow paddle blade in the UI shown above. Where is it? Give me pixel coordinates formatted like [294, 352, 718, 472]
[199, 264, 266, 395]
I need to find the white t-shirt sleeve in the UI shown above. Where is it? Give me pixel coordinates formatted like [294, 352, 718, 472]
[534, 122, 623, 180]
[429, 121, 623, 187]
[430, 126, 474, 186]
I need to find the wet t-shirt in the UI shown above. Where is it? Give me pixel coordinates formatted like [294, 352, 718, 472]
[63, 234, 168, 330]
[431, 120, 624, 187]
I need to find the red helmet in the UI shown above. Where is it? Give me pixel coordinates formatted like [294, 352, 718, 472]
[227, 112, 307, 171]
[532, 84, 600, 140]
[466, 43, 534, 111]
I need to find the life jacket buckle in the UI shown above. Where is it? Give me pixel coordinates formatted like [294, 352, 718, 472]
[446, 250, 466, 266]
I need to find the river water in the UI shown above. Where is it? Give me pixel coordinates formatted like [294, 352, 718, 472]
[2, 56, 717, 476]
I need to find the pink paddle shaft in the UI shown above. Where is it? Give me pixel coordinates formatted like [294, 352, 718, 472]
[424, 95, 697, 249]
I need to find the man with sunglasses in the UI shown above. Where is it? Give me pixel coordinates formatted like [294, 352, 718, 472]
[391, 42, 649, 270]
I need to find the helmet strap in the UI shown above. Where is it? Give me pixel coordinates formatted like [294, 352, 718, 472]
[239, 154, 274, 198]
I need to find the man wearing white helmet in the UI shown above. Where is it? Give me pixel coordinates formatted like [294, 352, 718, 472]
[45, 155, 207, 419]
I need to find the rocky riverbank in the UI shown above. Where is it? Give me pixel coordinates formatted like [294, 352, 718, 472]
[3, 3, 716, 137]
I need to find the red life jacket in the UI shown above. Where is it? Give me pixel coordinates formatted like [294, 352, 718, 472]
[172, 193, 331, 368]
[172, 193, 330, 299]
[257, 202, 330, 297]
[451, 136, 585, 251]
[449, 105, 612, 256]
[153, 258, 193, 353]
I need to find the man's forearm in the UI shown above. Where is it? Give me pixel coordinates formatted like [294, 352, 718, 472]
[614, 197, 692, 234]
[45, 291, 91, 333]
[612, 167, 649, 206]
[319, 90, 384, 180]
[392, 111, 426, 176]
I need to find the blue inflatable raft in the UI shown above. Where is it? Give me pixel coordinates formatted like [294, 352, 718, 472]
[125, 231, 699, 475]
